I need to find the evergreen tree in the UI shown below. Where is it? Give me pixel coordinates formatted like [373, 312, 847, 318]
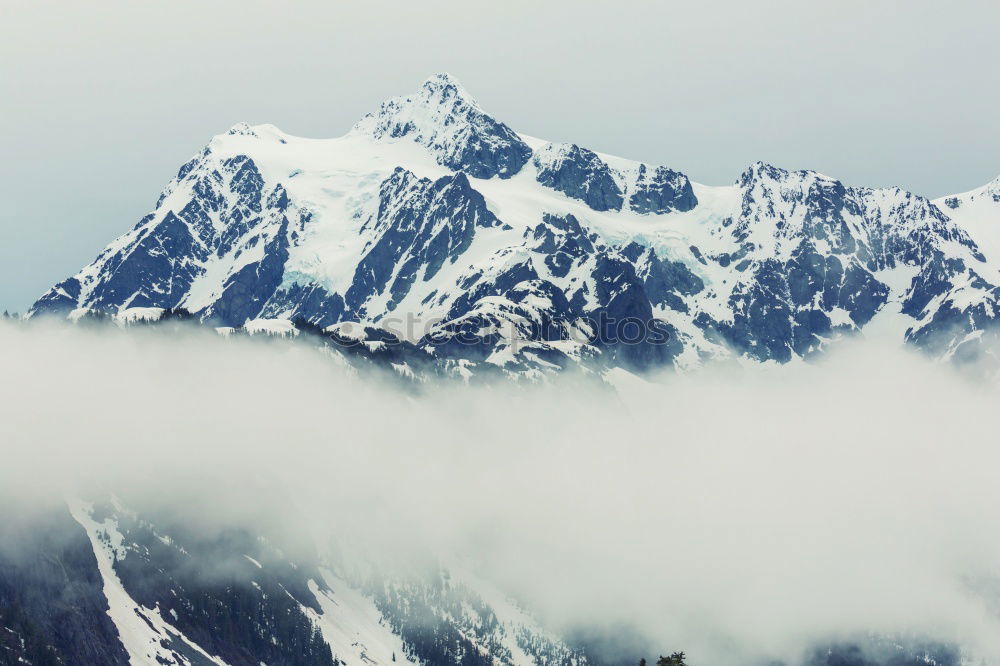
[159, 307, 195, 321]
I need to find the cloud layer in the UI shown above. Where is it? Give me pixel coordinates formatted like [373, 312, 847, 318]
[3, 321, 1000, 664]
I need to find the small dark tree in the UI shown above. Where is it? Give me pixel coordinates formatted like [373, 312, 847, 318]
[640, 659, 647, 666]
[657, 652, 687, 666]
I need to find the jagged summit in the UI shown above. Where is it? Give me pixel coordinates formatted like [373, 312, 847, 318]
[360, 71, 483, 127]
[736, 160, 845, 188]
[226, 121, 257, 137]
[418, 71, 476, 102]
[531, 142, 698, 214]
[352, 72, 531, 179]
[740, 160, 788, 180]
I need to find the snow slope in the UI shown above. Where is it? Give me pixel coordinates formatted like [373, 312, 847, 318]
[61, 497, 585, 666]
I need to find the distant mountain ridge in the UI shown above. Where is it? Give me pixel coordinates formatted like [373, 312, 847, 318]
[31, 73, 1000, 376]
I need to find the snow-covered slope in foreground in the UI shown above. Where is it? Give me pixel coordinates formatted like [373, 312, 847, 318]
[0, 498, 584, 666]
[31, 73, 1000, 374]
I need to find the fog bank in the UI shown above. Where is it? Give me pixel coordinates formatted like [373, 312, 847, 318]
[2, 321, 1000, 664]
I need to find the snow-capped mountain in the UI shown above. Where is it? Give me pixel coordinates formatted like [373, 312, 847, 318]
[30, 73, 1000, 375]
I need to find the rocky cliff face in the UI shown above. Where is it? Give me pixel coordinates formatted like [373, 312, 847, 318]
[0, 507, 131, 665]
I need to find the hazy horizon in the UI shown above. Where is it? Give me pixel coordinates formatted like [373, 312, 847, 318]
[2, 0, 998, 312]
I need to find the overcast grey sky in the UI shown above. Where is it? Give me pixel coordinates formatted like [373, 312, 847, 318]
[1, 0, 997, 312]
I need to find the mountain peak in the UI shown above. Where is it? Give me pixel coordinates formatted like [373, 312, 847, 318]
[738, 161, 843, 190]
[419, 72, 473, 100]
[738, 161, 790, 186]
[352, 74, 531, 179]
[226, 122, 258, 137]
[423, 71, 461, 85]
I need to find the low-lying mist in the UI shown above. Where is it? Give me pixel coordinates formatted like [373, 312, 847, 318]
[3, 320, 1000, 665]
